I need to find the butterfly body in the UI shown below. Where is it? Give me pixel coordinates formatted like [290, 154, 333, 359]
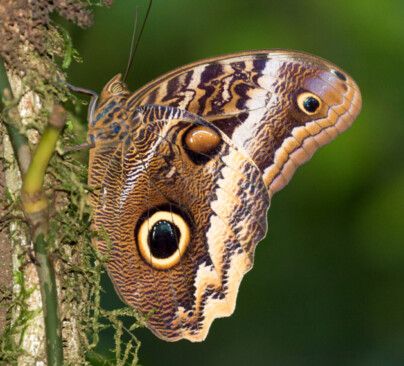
[86, 50, 361, 341]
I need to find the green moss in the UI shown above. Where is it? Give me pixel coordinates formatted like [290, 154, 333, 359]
[0, 2, 144, 364]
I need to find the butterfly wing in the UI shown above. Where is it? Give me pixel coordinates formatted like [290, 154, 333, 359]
[89, 50, 362, 342]
[90, 105, 269, 341]
[128, 50, 361, 195]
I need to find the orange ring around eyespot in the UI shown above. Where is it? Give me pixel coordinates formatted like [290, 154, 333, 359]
[137, 211, 190, 270]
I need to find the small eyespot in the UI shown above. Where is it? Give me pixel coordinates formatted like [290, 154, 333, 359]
[137, 211, 190, 270]
[184, 126, 221, 154]
[297, 92, 322, 115]
[331, 69, 347, 81]
[110, 81, 124, 94]
[182, 125, 222, 165]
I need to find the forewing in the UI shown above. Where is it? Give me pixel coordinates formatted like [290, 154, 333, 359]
[127, 50, 361, 196]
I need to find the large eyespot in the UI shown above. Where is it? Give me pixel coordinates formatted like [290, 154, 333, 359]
[183, 125, 222, 164]
[137, 211, 190, 270]
[110, 81, 124, 94]
[297, 92, 322, 115]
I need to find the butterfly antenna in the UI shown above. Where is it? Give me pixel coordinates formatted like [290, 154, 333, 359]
[123, 0, 153, 82]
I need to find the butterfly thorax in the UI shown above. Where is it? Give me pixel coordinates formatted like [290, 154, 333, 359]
[87, 74, 137, 145]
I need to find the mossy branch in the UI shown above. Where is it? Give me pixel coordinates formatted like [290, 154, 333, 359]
[2, 69, 66, 364]
[21, 105, 66, 366]
[0, 1, 144, 364]
[0, 61, 31, 178]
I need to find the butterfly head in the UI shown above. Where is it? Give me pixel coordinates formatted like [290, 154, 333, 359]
[99, 74, 131, 105]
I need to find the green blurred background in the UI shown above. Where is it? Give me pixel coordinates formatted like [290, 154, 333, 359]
[66, 0, 404, 364]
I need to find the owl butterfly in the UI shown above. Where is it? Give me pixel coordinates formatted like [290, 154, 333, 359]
[84, 50, 361, 342]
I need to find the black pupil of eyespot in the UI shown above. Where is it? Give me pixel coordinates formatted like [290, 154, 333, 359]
[149, 220, 180, 259]
[303, 97, 320, 113]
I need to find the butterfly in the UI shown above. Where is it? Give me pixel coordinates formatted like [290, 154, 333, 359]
[83, 50, 361, 342]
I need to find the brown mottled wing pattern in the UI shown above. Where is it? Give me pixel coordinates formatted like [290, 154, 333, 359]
[88, 50, 361, 342]
[128, 50, 361, 196]
[90, 105, 269, 341]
